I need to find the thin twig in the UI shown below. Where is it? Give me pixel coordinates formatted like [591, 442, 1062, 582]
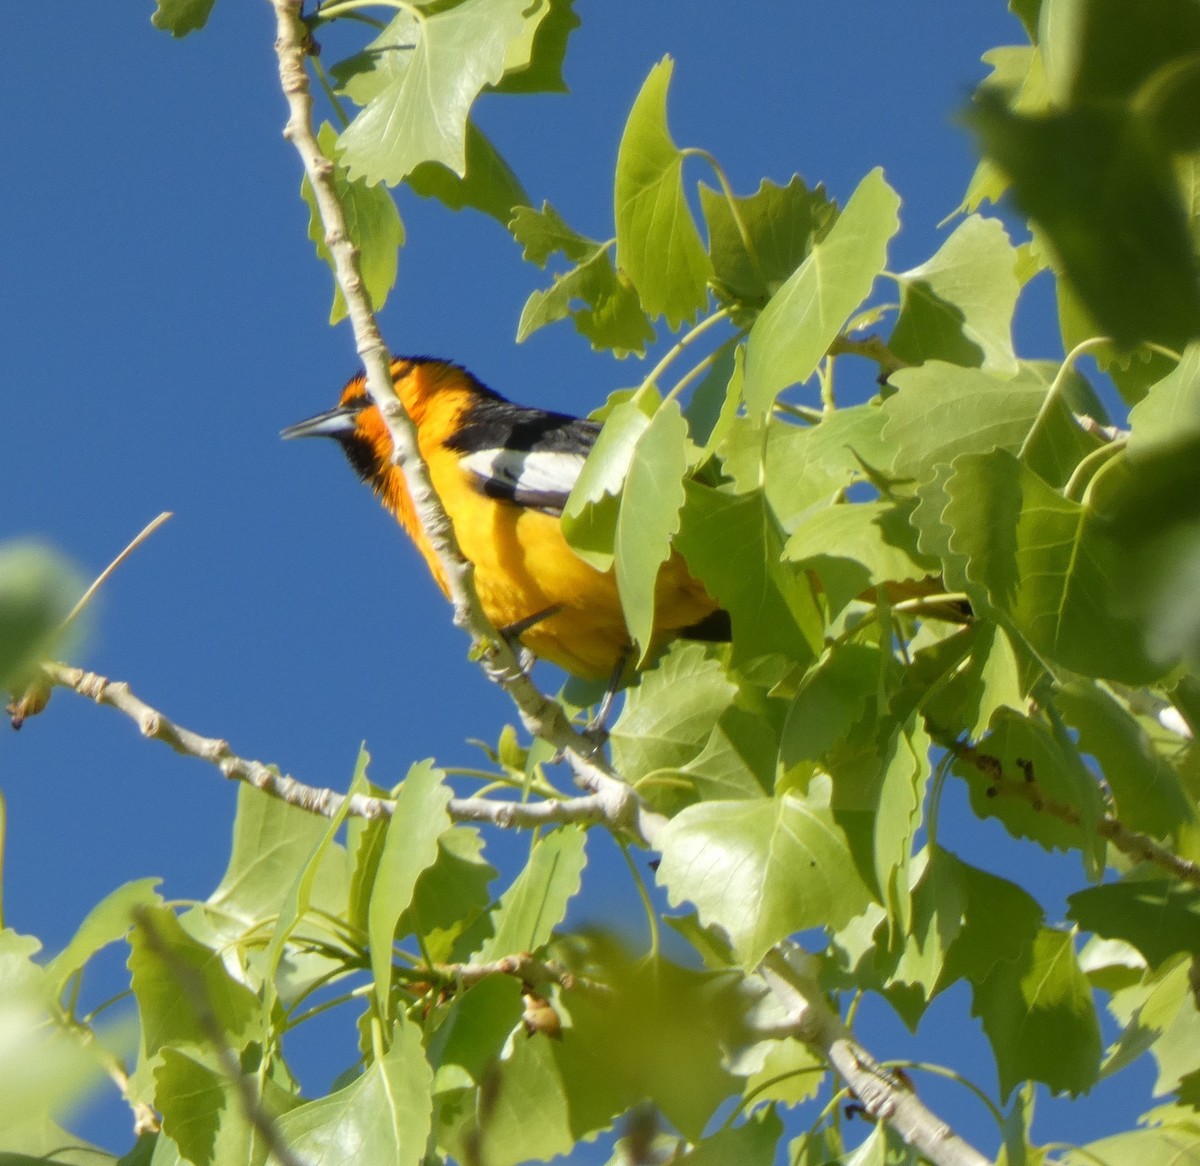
[36, 662, 654, 836]
[61, 512, 173, 632]
[954, 741, 1200, 887]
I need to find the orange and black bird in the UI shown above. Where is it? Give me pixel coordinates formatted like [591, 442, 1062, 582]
[282, 357, 728, 681]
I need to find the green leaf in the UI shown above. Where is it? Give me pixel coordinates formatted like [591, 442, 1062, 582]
[202, 783, 349, 941]
[517, 245, 654, 355]
[699, 176, 838, 306]
[369, 761, 452, 1017]
[967, 93, 1200, 350]
[336, 0, 535, 186]
[613, 57, 712, 328]
[127, 907, 260, 1058]
[1064, 1120, 1200, 1166]
[677, 1109, 783, 1165]
[889, 214, 1020, 372]
[508, 201, 594, 267]
[399, 827, 497, 964]
[1128, 341, 1200, 456]
[675, 482, 822, 667]
[561, 397, 652, 570]
[276, 1012, 432, 1166]
[302, 123, 404, 324]
[154, 1049, 264, 1166]
[783, 500, 939, 615]
[0, 542, 81, 690]
[955, 708, 1104, 855]
[150, 0, 215, 37]
[45, 878, 163, 995]
[941, 853, 1043, 989]
[407, 120, 527, 225]
[888, 847, 969, 1009]
[475, 825, 587, 960]
[1056, 680, 1193, 837]
[881, 362, 1089, 491]
[616, 400, 689, 656]
[489, 0, 579, 94]
[426, 975, 523, 1089]
[1069, 881, 1200, 968]
[973, 927, 1102, 1099]
[944, 446, 1200, 681]
[262, 748, 364, 1009]
[656, 778, 873, 968]
[610, 643, 737, 782]
[743, 168, 900, 414]
[476, 1022, 575, 1166]
[679, 701, 777, 804]
[779, 643, 883, 769]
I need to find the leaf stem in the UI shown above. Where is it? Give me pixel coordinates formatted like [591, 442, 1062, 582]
[315, 0, 420, 21]
[311, 55, 353, 130]
[1018, 336, 1112, 461]
[637, 307, 732, 399]
[619, 840, 661, 961]
[1062, 437, 1127, 502]
[682, 147, 767, 288]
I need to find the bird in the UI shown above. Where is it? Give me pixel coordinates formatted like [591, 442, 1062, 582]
[282, 356, 728, 682]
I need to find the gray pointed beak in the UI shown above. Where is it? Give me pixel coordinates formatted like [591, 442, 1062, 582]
[280, 404, 361, 441]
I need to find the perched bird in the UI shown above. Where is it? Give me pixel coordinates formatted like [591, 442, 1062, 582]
[283, 356, 727, 681]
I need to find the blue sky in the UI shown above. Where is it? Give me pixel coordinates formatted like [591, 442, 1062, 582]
[1, 2, 1141, 1159]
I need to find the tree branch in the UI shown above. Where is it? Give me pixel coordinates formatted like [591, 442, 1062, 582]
[760, 949, 992, 1166]
[36, 662, 656, 837]
[267, 0, 646, 834]
[957, 742, 1200, 887]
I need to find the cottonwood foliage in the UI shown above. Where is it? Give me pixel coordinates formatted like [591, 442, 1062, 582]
[6, 0, 1200, 1163]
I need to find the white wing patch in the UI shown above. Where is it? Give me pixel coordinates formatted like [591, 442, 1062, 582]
[460, 448, 587, 513]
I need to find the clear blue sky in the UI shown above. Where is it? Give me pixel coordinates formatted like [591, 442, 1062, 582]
[2, 2, 1144, 1159]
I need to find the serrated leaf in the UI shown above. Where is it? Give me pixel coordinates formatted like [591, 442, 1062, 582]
[974, 926, 1102, 1099]
[128, 908, 260, 1058]
[783, 500, 938, 615]
[881, 362, 1090, 491]
[517, 245, 654, 355]
[201, 784, 348, 940]
[508, 201, 594, 267]
[1064, 1121, 1200, 1166]
[955, 708, 1104, 855]
[475, 825, 586, 961]
[1056, 680, 1193, 837]
[888, 846, 968, 1008]
[1068, 881, 1200, 968]
[889, 214, 1020, 372]
[656, 779, 872, 968]
[616, 400, 689, 656]
[699, 176, 838, 306]
[276, 1012, 432, 1166]
[406, 120, 526, 225]
[150, 0, 215, 37]
[779, 643, 882, 769]
[369, 761, 452, 1017]
[336, 0, 534, 186]
[303, 123, 404, 324]
[675, 482, 821, 667]
[154, 1049, 250, 1166]
[743, 168, 900, 414]
[399, 827, 497, 964]
[613, 57, 712, 328]
[944, 445, 1200, 681]
[426, 975, 523, 1089]
[45, 878, 163, 995]
[611, 643, 737, 781]
[490, 0, 579, 94]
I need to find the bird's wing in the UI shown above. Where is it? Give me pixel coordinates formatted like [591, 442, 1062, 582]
[446, 398, 601, 517]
